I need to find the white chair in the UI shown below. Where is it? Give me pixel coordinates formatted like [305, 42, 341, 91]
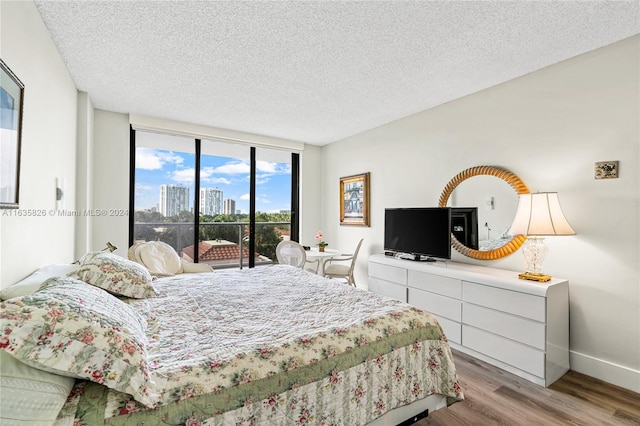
[275, 240, 320, 273]
[323, 239, 363, 286]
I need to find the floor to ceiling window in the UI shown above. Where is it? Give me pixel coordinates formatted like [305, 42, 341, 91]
[132, 131, 196, 259]
[130, 129, 298, 269]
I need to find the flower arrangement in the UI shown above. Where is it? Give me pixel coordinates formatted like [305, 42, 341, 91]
[315, 231, 328, 250]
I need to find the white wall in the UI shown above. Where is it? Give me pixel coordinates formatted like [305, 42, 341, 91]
[321, 36, 640, 391]
[0, 1, 78, 286]
[75, 92, 94, 258]
[90, 110, 131, 256]
[299, 144, 323, 246]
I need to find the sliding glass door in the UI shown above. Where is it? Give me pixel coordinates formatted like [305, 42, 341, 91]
[131, 129, 297, 269]
[132, 131, 196, 260]
[253, 146, 293, 264]
[197, 139, 251, 268]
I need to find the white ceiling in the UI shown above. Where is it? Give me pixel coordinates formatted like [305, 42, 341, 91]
[34, 1, 639, 146]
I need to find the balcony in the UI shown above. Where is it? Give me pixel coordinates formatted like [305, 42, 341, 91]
[133, 221, 290, 269]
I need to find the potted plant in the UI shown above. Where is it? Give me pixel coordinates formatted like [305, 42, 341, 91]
[315, 231, 328, 252]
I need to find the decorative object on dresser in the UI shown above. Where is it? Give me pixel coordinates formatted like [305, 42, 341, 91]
[438, 166, 530, 260]
[368, 254, 569, 387]
[339, 172, 370, 226]
[509, 192, 576, 282]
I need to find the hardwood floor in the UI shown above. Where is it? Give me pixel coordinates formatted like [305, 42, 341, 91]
[419, 350, 640, 425]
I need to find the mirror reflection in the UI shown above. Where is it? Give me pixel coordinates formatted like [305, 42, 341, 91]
[448, 175, 519, 251]
[438, 166, 529, 261]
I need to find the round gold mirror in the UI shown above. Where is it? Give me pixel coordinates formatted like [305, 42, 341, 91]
[439, 166, 530, 260]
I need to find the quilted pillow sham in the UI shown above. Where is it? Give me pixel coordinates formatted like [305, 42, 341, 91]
[0, 276, 159, 408]
[70, 251, 157, 298]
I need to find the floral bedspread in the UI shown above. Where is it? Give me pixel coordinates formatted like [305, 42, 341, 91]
[56, 265, 463, 425]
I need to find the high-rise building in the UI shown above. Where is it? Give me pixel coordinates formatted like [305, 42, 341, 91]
[224, 198, 236, 215]
[159, 185, 189, 217]
[200, 188, 223, 216]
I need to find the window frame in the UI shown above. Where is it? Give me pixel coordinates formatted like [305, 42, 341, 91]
[128, 127, 300, 268]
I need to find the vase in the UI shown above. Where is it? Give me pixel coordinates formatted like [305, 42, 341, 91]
[319, 246, 325, 252]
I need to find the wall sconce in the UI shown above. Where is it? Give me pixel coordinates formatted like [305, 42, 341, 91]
[509, 192, 575, 282]
[55, 177, 65, 210]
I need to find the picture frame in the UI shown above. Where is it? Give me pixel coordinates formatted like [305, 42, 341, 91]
[339, 172, 370, 226]
[1, 59, 24, 209]
[594, 161, 619, 179]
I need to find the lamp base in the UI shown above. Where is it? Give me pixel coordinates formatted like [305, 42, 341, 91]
[519, 272, 552, 282]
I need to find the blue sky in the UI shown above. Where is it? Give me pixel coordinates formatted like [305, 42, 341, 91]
[135, 148, 291, 214]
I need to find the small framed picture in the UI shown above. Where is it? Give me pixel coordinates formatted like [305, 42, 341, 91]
[595, 161, 619, 179]
[339, 172, 370, 226]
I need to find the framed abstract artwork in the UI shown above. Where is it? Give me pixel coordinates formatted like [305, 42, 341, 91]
[339, 172, 370, 226]
[1, 59, 24, 209]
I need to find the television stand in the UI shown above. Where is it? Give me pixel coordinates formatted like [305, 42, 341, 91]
[367, 254, 569, 387]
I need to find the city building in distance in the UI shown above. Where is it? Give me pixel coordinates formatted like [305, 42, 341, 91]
[200, 188, 223, 216]
[159, 184, 189, 217]
[224, 198, 236, 215]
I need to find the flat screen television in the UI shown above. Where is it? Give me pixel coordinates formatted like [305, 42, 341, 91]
[384, 207, 452, 261]
[451, 207, 479, 250]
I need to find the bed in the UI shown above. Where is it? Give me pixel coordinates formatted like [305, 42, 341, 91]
[1, 250, 463, 425]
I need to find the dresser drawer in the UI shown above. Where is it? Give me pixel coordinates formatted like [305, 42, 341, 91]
[408, 270, 462, 298]
[433, 315, 461, 344]
[369, 262, 407, 285]
[368, 277, 406, 302]
[408, 288, 461, 322]
[463, 281, 546, 322]
[462, 325, 545, 378]
[463, 303, 545, 350]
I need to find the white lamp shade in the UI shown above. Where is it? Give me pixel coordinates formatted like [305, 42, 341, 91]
[510, 193, 576, 236]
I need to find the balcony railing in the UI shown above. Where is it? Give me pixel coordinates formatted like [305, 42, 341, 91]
[133, 221, 290, 269]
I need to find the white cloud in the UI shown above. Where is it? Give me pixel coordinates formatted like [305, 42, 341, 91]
[211, 160, 289, 176]
[215, 161, 250, 175]
[207, 177, 233, 185]
[256, 161, 278, 173]
[135, 183, 152, 195]
[171, 168, 195, 183]
[240, 193, 270, 204]
[136, 148, 184, 170]
[198, 167, 232, 185]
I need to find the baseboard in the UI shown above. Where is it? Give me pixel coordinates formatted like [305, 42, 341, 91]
[570, 350, 640, 393]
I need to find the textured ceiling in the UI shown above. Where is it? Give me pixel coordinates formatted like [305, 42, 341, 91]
[34, 1, 639, 146]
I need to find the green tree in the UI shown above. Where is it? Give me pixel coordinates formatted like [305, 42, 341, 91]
[134, 210, 165, 223]
[254, 223, 282, 261]
[134, 224, 159, 242]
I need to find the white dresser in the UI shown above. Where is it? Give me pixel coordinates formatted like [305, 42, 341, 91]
[368, 254, 569, 387]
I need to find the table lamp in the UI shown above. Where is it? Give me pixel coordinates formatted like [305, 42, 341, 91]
[509, 192, 575, 282]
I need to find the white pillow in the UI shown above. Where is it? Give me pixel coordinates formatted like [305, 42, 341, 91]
[136, 241, 183, 276]
[0, 264, 79, 301]
[0, 351, 75, 425]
